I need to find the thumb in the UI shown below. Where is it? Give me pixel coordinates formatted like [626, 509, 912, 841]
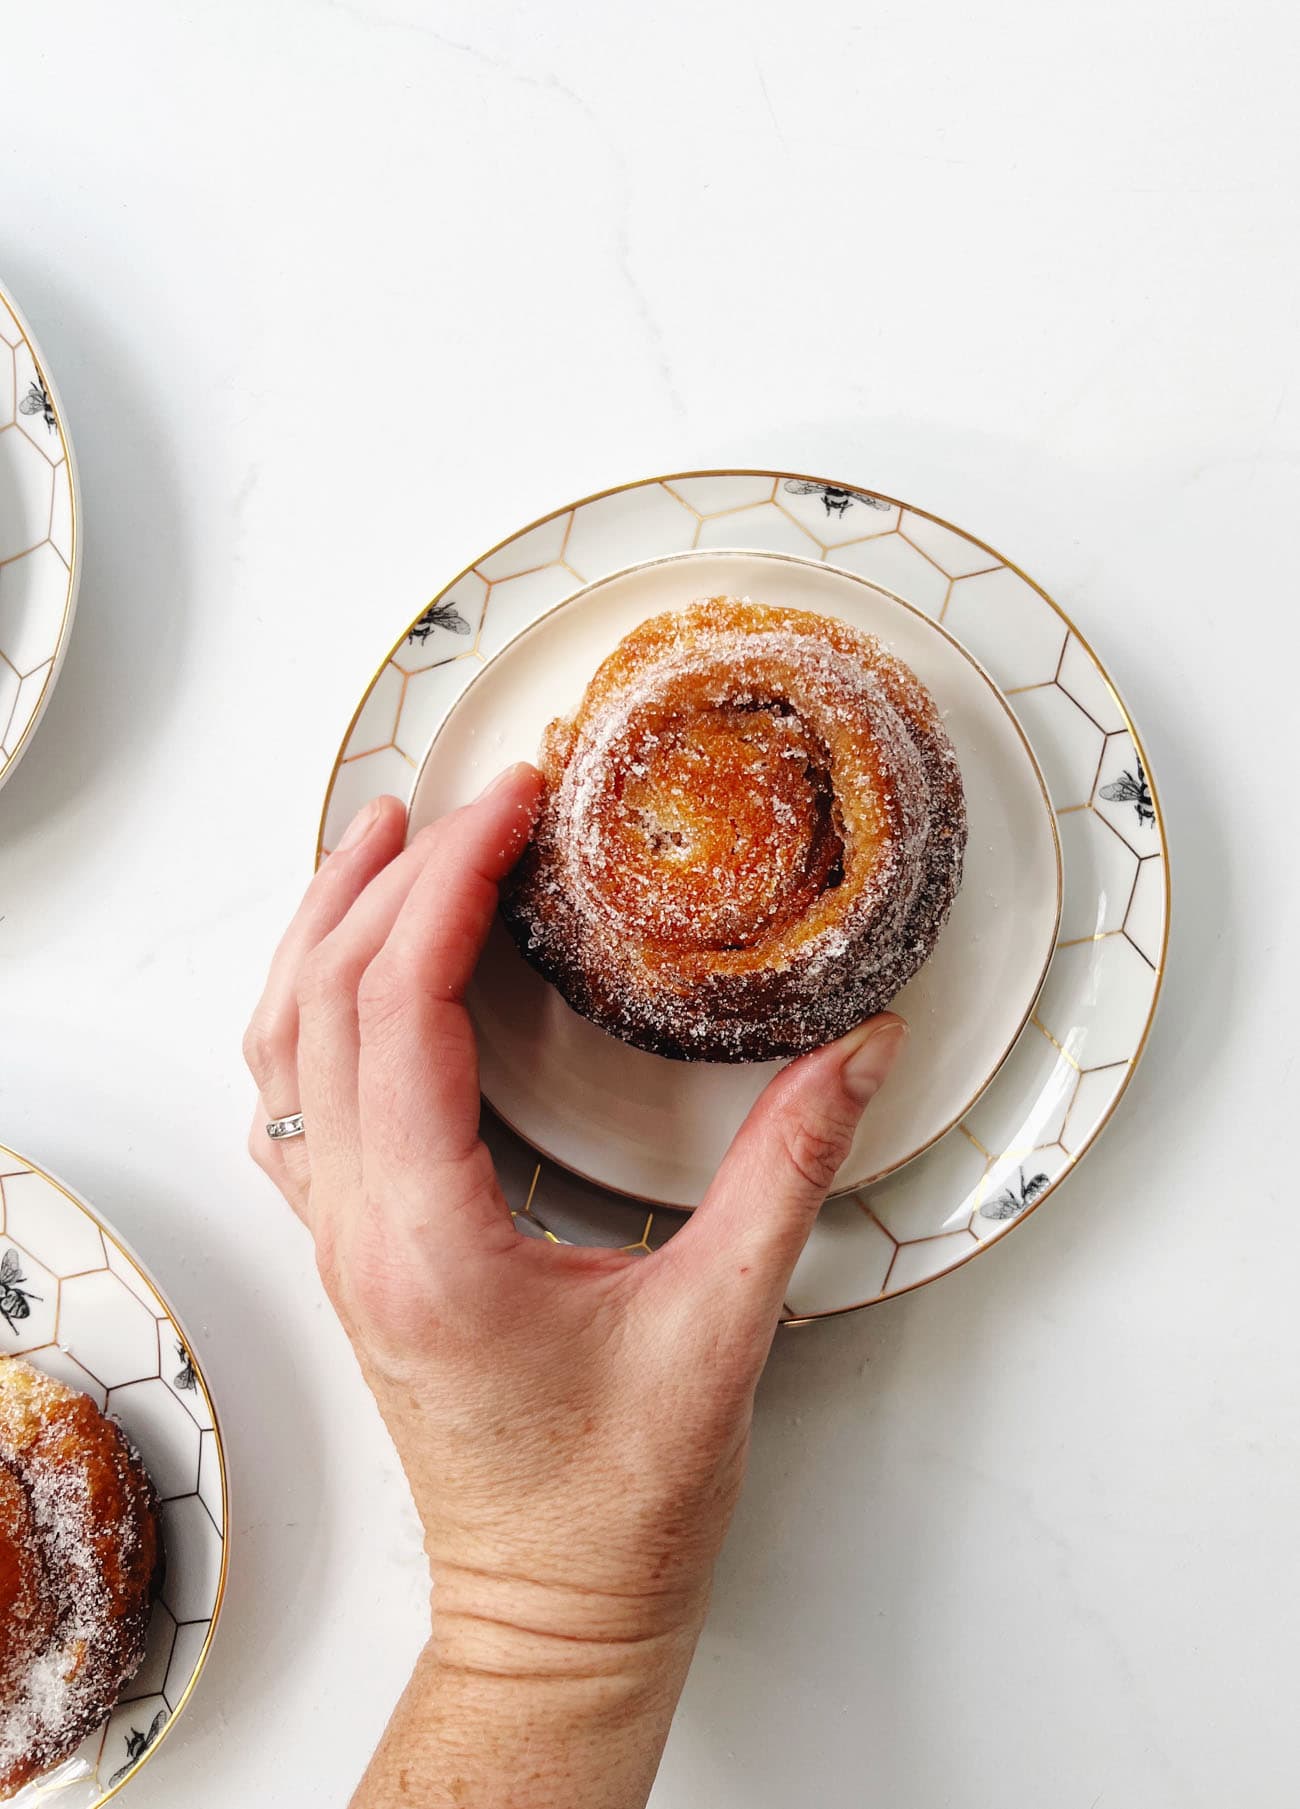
[655, 1015, 908, 1328]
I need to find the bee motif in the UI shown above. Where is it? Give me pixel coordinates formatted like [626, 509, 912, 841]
[1100, 759, 1155, 828]
[174, 1339, 197, 1392]
[18, 376, 56, 433]
[783, 479, 890, 520]
[407, 600, 472, 646]
[109, 1709, 168, 1785]
[980, 1168, 1050, 1223]
[0, 1249, 41, 1333]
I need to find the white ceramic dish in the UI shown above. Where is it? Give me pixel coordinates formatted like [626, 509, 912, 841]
[319, 471, 1168, 1319]
[0, 281, 80, 792]
[0, 1147, 226, 1806]
[409, 550, 1062, 1207]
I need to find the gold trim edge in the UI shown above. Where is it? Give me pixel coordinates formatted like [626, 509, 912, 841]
[0, 1140, 230, 1808]
[0, 280, 82, 791]
[314, 467, 1171, 1325]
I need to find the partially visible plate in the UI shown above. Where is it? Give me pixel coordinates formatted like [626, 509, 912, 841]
[0, 280, 80, 792]
[0, 1146, 227, 1806]
[319, 470, 1169, 1320]
[409, 550, 1063, 1207]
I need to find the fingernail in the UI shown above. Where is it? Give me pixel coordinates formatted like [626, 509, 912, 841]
[337, 796, 382, 851]
[840, 1019, 908, 1106]
[474, 765, 516, 803]
[475, 762, 537, 804]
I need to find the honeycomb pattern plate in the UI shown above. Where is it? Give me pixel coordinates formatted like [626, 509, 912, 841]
[408, 550, 1063, 1206]
[319, 471, 1169, 1322]
[0, 1146, 227, 1806]
[0, 281, 80, 793]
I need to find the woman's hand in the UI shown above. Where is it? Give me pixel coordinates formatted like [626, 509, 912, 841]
[244, 767, 905, 1809]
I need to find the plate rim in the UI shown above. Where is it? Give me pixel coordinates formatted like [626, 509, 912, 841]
[0, 1140, 230, 1806]
[317, 467, 1171, 1320]
[0, 277, 83, 794]
[409, 544, 1065, 1206]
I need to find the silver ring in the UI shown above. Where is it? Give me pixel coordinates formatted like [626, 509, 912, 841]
[265, 1113, 305, 1141]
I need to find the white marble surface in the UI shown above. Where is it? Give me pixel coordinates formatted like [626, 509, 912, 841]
[1, 3, 1296, 1804]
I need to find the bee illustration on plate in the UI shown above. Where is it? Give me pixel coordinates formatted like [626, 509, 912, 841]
[979, 1168, 1050, 1223]
[0, 1249, 41, 1333]
[109, 1709, 168, 1785]
[18, 376, 57, 433]
[407, 600, 472, 646]
[783, 479, 890, 520]
[174, 1339, 197, 1392]
[1100, 758, 1155, 828]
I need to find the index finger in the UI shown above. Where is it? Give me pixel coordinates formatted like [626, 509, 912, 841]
[355, 764, 542, 1242]
[242, 793, 407, 1099]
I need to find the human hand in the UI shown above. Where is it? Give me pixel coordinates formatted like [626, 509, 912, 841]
[244, 767, 905, 1808]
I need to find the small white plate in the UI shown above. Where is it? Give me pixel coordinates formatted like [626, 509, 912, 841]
[0, 1145, 227, 1807]
[0, 281, 80, 792]
[320, 470, 1169, 1319]
[409, 551, 1062, 1207]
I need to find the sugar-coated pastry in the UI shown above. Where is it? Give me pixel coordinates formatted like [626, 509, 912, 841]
[0, 1357, 162, 1799]
[502, 597, 967, 1062]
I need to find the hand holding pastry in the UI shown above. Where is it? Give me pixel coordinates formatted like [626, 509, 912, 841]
[243, 774, 905, 1809]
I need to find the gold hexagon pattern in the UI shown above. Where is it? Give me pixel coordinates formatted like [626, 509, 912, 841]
[319, 471, 1168, 1322]
[0, 1148, 226, 1806]
[0, 282, 79, 790]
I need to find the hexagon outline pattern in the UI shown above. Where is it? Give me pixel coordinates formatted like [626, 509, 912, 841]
[0, 281, 80, 791]
[0, 1144, 227, 1805]
[316, 470, 1168, 1323]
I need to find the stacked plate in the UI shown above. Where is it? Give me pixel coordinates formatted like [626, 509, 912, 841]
[319, 471, 1168, 1322]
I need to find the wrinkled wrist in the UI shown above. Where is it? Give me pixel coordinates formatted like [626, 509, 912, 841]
[429, 1557, 710, 1688]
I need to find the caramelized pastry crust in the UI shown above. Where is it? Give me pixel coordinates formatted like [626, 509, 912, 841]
[502, 597, 967, 1061]
[0, 1357, 162, 1799]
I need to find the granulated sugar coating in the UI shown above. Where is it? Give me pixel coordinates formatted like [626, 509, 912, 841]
[502, 597, 967, 1061]
[0, 1357, 162, 1799]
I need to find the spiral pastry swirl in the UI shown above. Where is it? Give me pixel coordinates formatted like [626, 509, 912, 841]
[503, 597, 967, 1062]
[0, 1357, 162, 1798]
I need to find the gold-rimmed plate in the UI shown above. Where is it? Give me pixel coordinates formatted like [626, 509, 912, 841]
[319, 470, 1169, 1319]
[0, 280, 80, 792]
[0, 1146, 227, 1806]
[409, 549, 1062, 1208]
